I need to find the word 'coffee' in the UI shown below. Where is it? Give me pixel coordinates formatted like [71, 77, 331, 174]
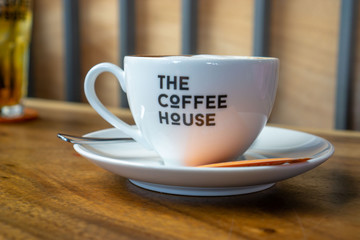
[157, 75, 227, 126]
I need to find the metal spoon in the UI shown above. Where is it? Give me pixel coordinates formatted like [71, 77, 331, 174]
[57, 133, 134, 144]
[58, 133, 311, 167]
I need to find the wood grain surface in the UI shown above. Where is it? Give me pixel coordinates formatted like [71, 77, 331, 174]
[0, 99, 359, 239]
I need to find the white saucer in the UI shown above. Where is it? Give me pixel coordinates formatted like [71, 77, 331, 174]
[74, 126, 334, 196]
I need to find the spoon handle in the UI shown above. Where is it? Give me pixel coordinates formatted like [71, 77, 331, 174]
[58, 133, 310, 168]
[57, 133, 134, 144]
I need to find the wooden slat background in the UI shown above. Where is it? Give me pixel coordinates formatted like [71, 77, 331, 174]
[269, 0, 340, 129]
[31, 0, 65, 100]
[354, 2, 360, 130]
[30, 0, 360, 130]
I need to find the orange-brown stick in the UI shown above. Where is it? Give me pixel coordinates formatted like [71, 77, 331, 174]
[198, 157, 311, 168]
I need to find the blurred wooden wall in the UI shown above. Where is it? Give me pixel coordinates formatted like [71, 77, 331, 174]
[30, 0, 360, 130]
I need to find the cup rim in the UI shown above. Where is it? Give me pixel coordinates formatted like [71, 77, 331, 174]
[125, 54, 279, 61]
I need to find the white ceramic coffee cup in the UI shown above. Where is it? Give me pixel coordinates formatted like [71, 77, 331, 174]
[84, 55, 279, 166]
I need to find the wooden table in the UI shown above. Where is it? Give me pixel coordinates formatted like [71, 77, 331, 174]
[1, 99, 359, 240]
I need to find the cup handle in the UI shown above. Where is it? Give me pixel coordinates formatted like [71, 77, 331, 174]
[84, 62, 151, 149]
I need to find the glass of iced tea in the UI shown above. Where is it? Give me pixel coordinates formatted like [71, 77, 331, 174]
[0, 0, 32, 118]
